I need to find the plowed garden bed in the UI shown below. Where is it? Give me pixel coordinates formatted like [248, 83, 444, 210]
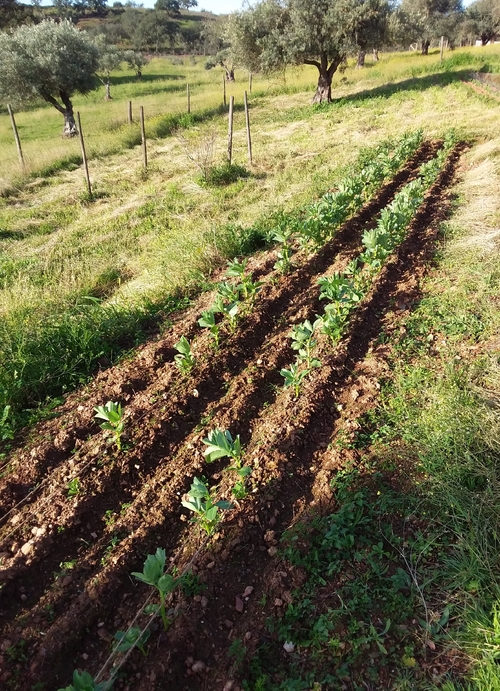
[0, 140, 465, 691]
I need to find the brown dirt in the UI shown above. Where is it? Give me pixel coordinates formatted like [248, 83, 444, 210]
[0, 141, 465, 691]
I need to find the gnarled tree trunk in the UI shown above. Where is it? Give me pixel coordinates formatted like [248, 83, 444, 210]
[105, 79, 112, 100]
[356, 50, 366, 68]
[373, 48, 379, 61]
[308, 53, 344, 105]
[43, 90, 78, 137]
[421, 39, 430, 55]
[62, 108, 78, 137]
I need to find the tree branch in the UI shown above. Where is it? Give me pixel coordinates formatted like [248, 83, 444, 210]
[41, 92, 65, 115]
[304, 58, 321, 70]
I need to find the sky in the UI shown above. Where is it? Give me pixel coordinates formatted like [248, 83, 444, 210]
[38, 0, 476, 16]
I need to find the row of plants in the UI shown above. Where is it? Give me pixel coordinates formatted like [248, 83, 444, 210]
[270, 129, 425, 272]
[279, 134, 456, 398]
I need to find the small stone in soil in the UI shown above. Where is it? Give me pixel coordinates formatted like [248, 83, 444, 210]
[242, 586, 254, 598]
[191, 660, 206, 673]
[267, 546, 278, 556]
[224, 620, 234, 629]
[235, 596, 244, 612]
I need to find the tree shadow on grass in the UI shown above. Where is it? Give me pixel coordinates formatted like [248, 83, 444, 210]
[111, 72, 186, 86]
[330, 68, 475, 107]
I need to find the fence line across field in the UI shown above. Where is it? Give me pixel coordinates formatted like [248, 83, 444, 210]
[5, 86, 256, 187]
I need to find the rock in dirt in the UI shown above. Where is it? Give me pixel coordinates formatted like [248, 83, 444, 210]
[191, 660, 206, 673]
[235, 596, 244, 613]
[242, 586, 254, 598]
[267, 546, 278, 557]
[223, 682, 235, 691]
[20, 541, 34, 556]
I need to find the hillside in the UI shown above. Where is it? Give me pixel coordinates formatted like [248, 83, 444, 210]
[1, 48, 500, 691]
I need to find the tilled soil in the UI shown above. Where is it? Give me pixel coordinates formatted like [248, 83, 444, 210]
[0, 141, 464, 691]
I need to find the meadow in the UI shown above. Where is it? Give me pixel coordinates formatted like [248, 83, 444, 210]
[0, 44, 500, 691]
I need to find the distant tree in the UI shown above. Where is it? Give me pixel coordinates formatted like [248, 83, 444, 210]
[0, 20, 99, 136]
[179, 0, 197, 7]
[467, 0, 500, 44]
[123, 49, 150, 77]
[339, 0, 392, 67]
[0, 0, 33, 29]
[155, 0, 181, 16]
[398, 0, 464, 54]
[53, 0, 77, 20]
[135, 11, 177, 51]
[94, 37, 122, 99]
[203, 16, 238, 80]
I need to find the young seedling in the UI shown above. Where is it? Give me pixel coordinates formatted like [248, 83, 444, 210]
[131, 548, 183, 631]
[215, 282, 243, 329]
[225, 258, 262, 301]
[114, 627, 150, 657]
[94, 401, 125, 451]
[273, 228, 294, 274]
[198, 309, 221, 349]
[289, 319, 321, 370]
[57, 669, 111, 691]
[181, 477, 233, 535]
[280, 363, 310, 398]
[174, 336, 195, 374]
[203, 428, 242, 464]
[67, 477, 81, 500]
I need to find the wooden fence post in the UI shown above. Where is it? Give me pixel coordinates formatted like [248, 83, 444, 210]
[140, 106, 147, 170]
[248, 71, 253, 94]
[244, 91, 252, 165]
[187, 83, 191, 114]
[223, 74, 227, 107]
[76, 112, 91, 197]
[440, 35, 444, 63]
[128, 100, 133, 124]
[7, 104, 25, 172]
[227, 96, 234, 165]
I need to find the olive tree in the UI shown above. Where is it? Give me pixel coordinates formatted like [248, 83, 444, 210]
[230, 0, 389, 103]
[95, 37, 122, 99]
[0, 20, 99, 137]
[467, 0, 500, 44]
[398, 0, 463, 53]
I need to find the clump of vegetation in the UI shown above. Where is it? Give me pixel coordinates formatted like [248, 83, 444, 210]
[201, 162, 250, 187]
[113, 627, 150, 657]
[131, 548, 184, 631]
[57, 669, 111, 691]
[198, 310, 221, 349]
[181, 477, 233, 535]
[174, 336, 196, 374]
[94, 401, 126, 451]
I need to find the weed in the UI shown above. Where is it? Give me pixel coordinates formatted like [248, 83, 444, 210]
[202, 162, 250, 187]
[94, 401, 125, 452]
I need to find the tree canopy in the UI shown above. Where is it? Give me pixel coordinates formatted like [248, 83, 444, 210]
[230, 0, 391, 103]
[0, 19, 99, 136]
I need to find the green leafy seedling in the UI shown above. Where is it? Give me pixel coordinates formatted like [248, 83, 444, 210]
[225, 258, 263, 301]
[114, 626, 150, 656]
[181, 477, 233, 535]
[213, 292, 239, 332]
[94, 401, 125, 451]
[67, 477, 81, 499]
[174, 336, 196, 374]
[57, 669, 111, 691]
[289, 319, 321, 369]
[131, 548, 183, 631]
[198, 310, 221, 349]
[203, 428, 242, 464]
[280, 363, 310, 398]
